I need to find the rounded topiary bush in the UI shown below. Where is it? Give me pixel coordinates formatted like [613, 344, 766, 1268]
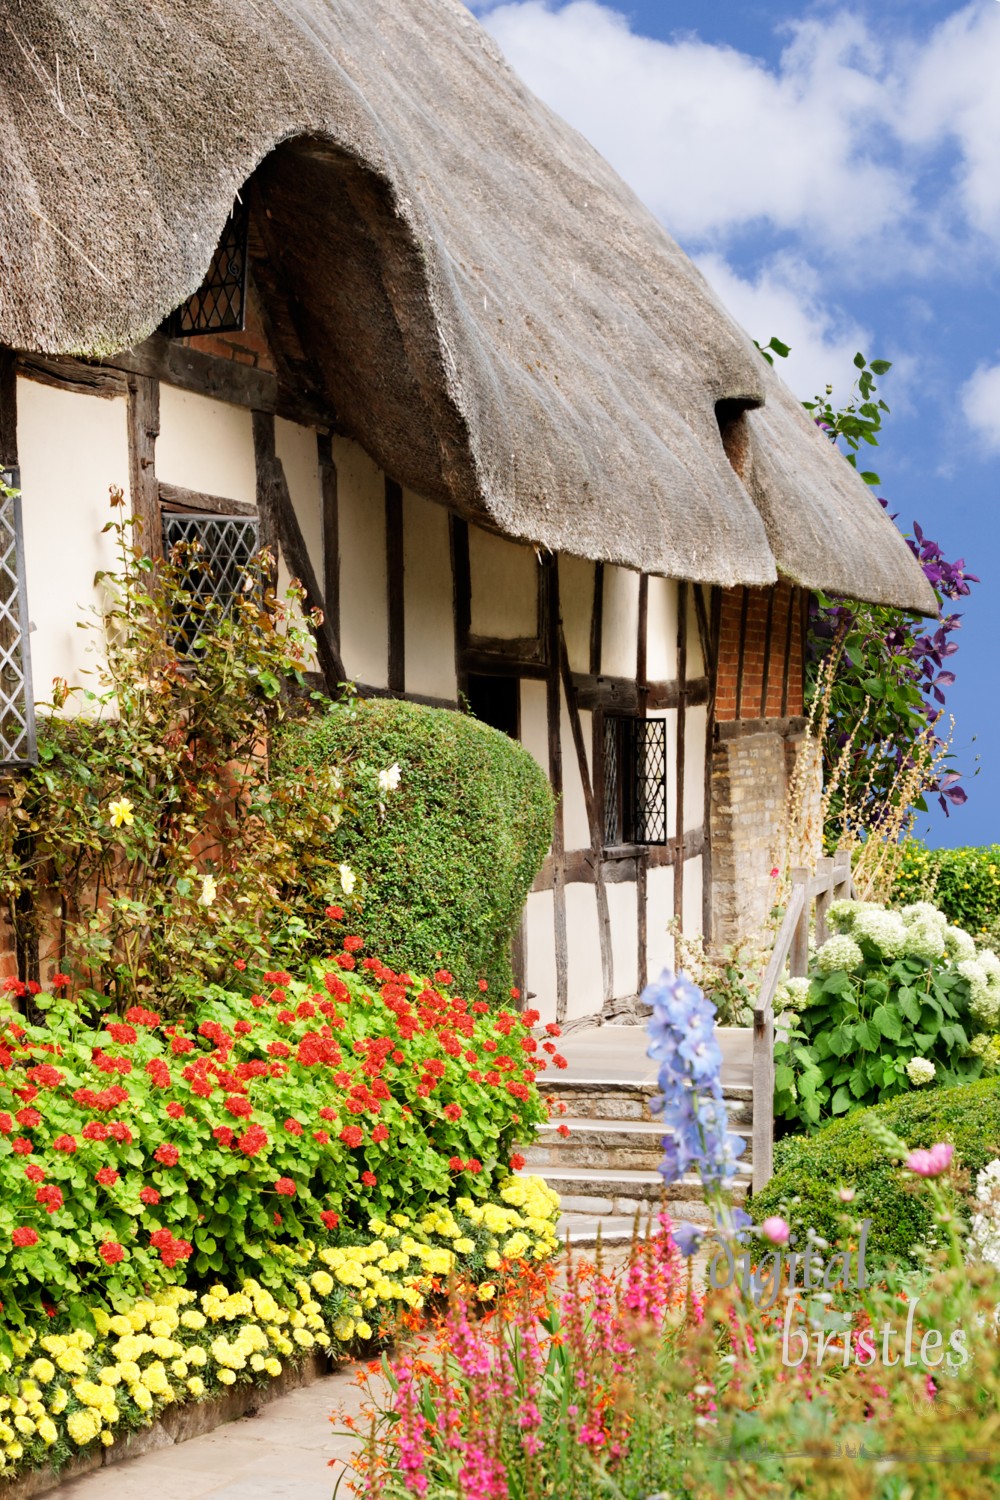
[276, 697, 554, 995]
[754, 1077, 1000, 1268]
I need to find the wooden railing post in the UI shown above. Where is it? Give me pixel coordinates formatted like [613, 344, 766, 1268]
[790, 868, 810, 977]
[752, 1003, 775, 1192]
[833, 846, 853, 901]
[814, 854, 834, 948]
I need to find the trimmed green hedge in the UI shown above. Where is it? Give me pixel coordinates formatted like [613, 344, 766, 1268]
[277, 698, 554, 995]
[754, 1077, 1000, 1268]
[894, 841, 1000, 941]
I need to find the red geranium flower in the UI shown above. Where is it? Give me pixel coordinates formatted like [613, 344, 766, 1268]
[12, 1137, 32, 1155]
[99, 1241, 125, 1264]
[313, 1130, 331, 1145]
[371, 1124, 389, 1143]
[224, 1094, 253, 1119]
[324, 905, 345, 921]
[339, 1125, 364, 1148]
[343, 935, 364, 953]
[434, 970, 454, 986]
[466, 1158, 482, 1174]
[320, 1210, 339, 1230]
[237, 1124, 268, 1157]
[166, 1102, 186, 1120]
[154, 1144, 179, 1167]
[553, 1054, 568, 1069]
[360, 1170, 377, 1187]
[36, 1185, 63, 1213]
[509, 1153, 526, 1171]
[106, 1023, 138, 1046]
[146, 1058, 170, 1088]
[318, 1107, 338, 1122]
[12, 1227, 38, 1248]
[125, 1006, 161, 1027]
[95, 1167, 119, 1187]
[170, 1035, 195, 1055]
[234, 1020, 253, 1036]
[82, 1122, 108, 1142]
[139, 1186, 160, 1206]
[477, 979, 488, 992]
[51, 973, 70, 988]
[336, 954, 356, 971]
[234, 958, 247, 971]
[24, 1165, 45, 1182]
[448, 1156, 464, 1171]
[284, 1118, 303, 1136]
[274, 1177, 296, 1197]
[52, 1134, 77, 1153]
[443, 1103, 463, 1122]
[0, 1114, 11, 1135]
[15, 1108, 41, 1129]
[213, 1126, 235, 1147]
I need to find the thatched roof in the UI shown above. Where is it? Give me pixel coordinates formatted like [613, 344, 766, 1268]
[0, 0, 934, 612]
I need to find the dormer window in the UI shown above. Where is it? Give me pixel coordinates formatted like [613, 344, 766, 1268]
[163, 198, 250, 338]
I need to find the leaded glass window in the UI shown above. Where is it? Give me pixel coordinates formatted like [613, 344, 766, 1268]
[163, 198, 250, 338]
[162, 512, 260, 654]
[603, 715, 667, 846]
[0, 468, 36, 768]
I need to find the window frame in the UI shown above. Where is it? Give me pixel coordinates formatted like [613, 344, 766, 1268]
[0, 466, 37, 770]
[601, 712, 668, 850]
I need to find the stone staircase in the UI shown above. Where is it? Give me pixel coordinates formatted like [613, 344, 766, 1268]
[520, 1026, 754, 1247]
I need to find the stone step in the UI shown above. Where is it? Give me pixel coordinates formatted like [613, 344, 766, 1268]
[526, 1165, 750, 1215]
[529, 1113, 752, 1166]
[557, 1212, 646, 1247]
[544, 1077, 753, 1127]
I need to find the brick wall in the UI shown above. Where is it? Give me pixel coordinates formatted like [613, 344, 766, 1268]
[715, 580, 805, 723]
[709, 580, 818, 946]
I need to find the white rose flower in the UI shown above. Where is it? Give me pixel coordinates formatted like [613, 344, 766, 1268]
[339, 863, 357, 896]
[199, 873, 217, 907]
[377, 763, 402, 794]
[905, 1056, 935, 1087]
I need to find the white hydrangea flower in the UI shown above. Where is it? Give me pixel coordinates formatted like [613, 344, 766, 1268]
[905, 1056, 936, 1087]
[969, 1033, 1000, 1071]
[815, 934, 864, 975]
[967, 1159, 1000, 1271]
[900, 901, 948, 931]
[826, 899, 862, 933]
[979, 949, 1000, 984]
[776, 977, 812, 1014]
[960, 959, 1000, 1027]
[853, 908, 909, 960]
[904, 917, 946, 963]
[944, 925, 977, 962]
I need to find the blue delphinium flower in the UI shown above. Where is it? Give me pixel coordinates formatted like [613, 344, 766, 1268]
[643, 969, 746, 1189]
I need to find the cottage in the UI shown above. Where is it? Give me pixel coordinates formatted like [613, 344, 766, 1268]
[0, 0, 933, 1024]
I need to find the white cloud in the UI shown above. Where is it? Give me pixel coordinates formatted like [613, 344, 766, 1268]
[693, 253, 871, 406]
[961, 363, 1000, 454]
[476, 1, 907, 248]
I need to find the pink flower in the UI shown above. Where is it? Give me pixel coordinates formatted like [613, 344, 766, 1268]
[760, 1216, 790, 1246]
[905, 1143, 953, 1177]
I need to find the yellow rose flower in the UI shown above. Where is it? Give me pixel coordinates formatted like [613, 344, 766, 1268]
[108, 798, 135, 829]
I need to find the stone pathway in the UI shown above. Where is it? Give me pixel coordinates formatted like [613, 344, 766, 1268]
[54, 1363, 367, 1500]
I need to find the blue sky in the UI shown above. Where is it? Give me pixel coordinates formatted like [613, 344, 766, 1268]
[471, 0, 1000, 847]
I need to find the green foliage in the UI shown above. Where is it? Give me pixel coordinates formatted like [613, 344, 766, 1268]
[755, 1074, 1000, 1267]
[894, 840, 1000, 941]
[0, 492, 347, 1010]
[774, 900, 989, 1130]
[276, 697, 554, 996]
[0, 956, 550, 1337]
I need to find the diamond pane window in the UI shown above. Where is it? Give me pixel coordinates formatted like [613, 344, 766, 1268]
[163, 197, 249, 337]
[603, 715, 667, 846]
[0, 469, 36, 768]
[162, 512, 259, 654]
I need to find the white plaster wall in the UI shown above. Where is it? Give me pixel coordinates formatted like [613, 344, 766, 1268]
[565, 883, 604, 1020]
[684, 705, 708, 835]
[687, 586, 707, 679]
[275, 418, 323, 585]
[403, 490, 456, 702]
[156, 386, 256, 507]
[469, 527, 538, 639]
[519, 678, 549, 778]
[560, 686, 591, 850]
[334, 437, 388, 688]
[559, 554, 594, 673]
[646, 575, 678, 682]
[17, 380, 127, 702]
[646, 864, 676, 979]
[607, 879, 638, 998]
[601, 566, 640, 678]
[682, 856, 704, 937]
[525, 889, 557, 1022]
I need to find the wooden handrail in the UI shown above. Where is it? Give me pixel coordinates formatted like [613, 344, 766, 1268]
[751, 850, 854, 1193]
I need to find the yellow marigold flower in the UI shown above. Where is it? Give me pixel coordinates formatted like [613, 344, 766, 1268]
[37, 1417, 57, 1446]
[108, 798, 135, 829]
[310, 1271, 334, 1297]
[66, 1408, 102, 1445]
[484, 1250, 500, 1270]
[218, 1369, 237, 1386]
[171, 1361, 188, 1380]
[332, 1317, 355, 1342]
[264, 1358, 282, 1378]
[476, 1283, 497, 1302]
[116, 1362, 141, 1384]
[454, 1237, 475, 1254]
[180, 1310, 207, 1331]
[28, 1359, 55, 1384]
[13, 1416, 34, 1436]
[131, 1384, 155, 1412]
[48, 1390, 69, 1416]
[292, 1329, 314, 1349]
[100, 1431, 115, 1447]
[186, 1377, 206, 1398]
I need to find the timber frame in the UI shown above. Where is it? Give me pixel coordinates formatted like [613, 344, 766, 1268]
[7, 334, 809, 1024]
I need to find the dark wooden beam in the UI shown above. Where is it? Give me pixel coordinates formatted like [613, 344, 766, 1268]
[352, 680, 459, 711]
[17, 354, 128, 401]
[571, 671, 709, 714]
[637, 572, 649, 717]
[385, 478, 405, 695]
[589, 561, 604, 677]
[158, 482, 256, 517]
[106, 335, 331, 430]
[126, 374, 160, 558]
[675, 580, 688, 924]
[318, 433, 340, 651]
[462, 647, 548, 680]
[715, 713, 808, 741]
[532, 828, 705, 891]
[760, 585, 776, 718]
[559, 624, 614, 1005]
[693, 584, 713, 679]
[647, 677, 709, 712]
[466, 633, 543, 662]
[637, 850, 648, 995]
[253, 409, 345, 691]
[544, 556, 568, 1023]
[781, 584, 795, 719]
[251, 410, 280, 579]
[0, 349, 17, 468]
[735, 586, 749, 721]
